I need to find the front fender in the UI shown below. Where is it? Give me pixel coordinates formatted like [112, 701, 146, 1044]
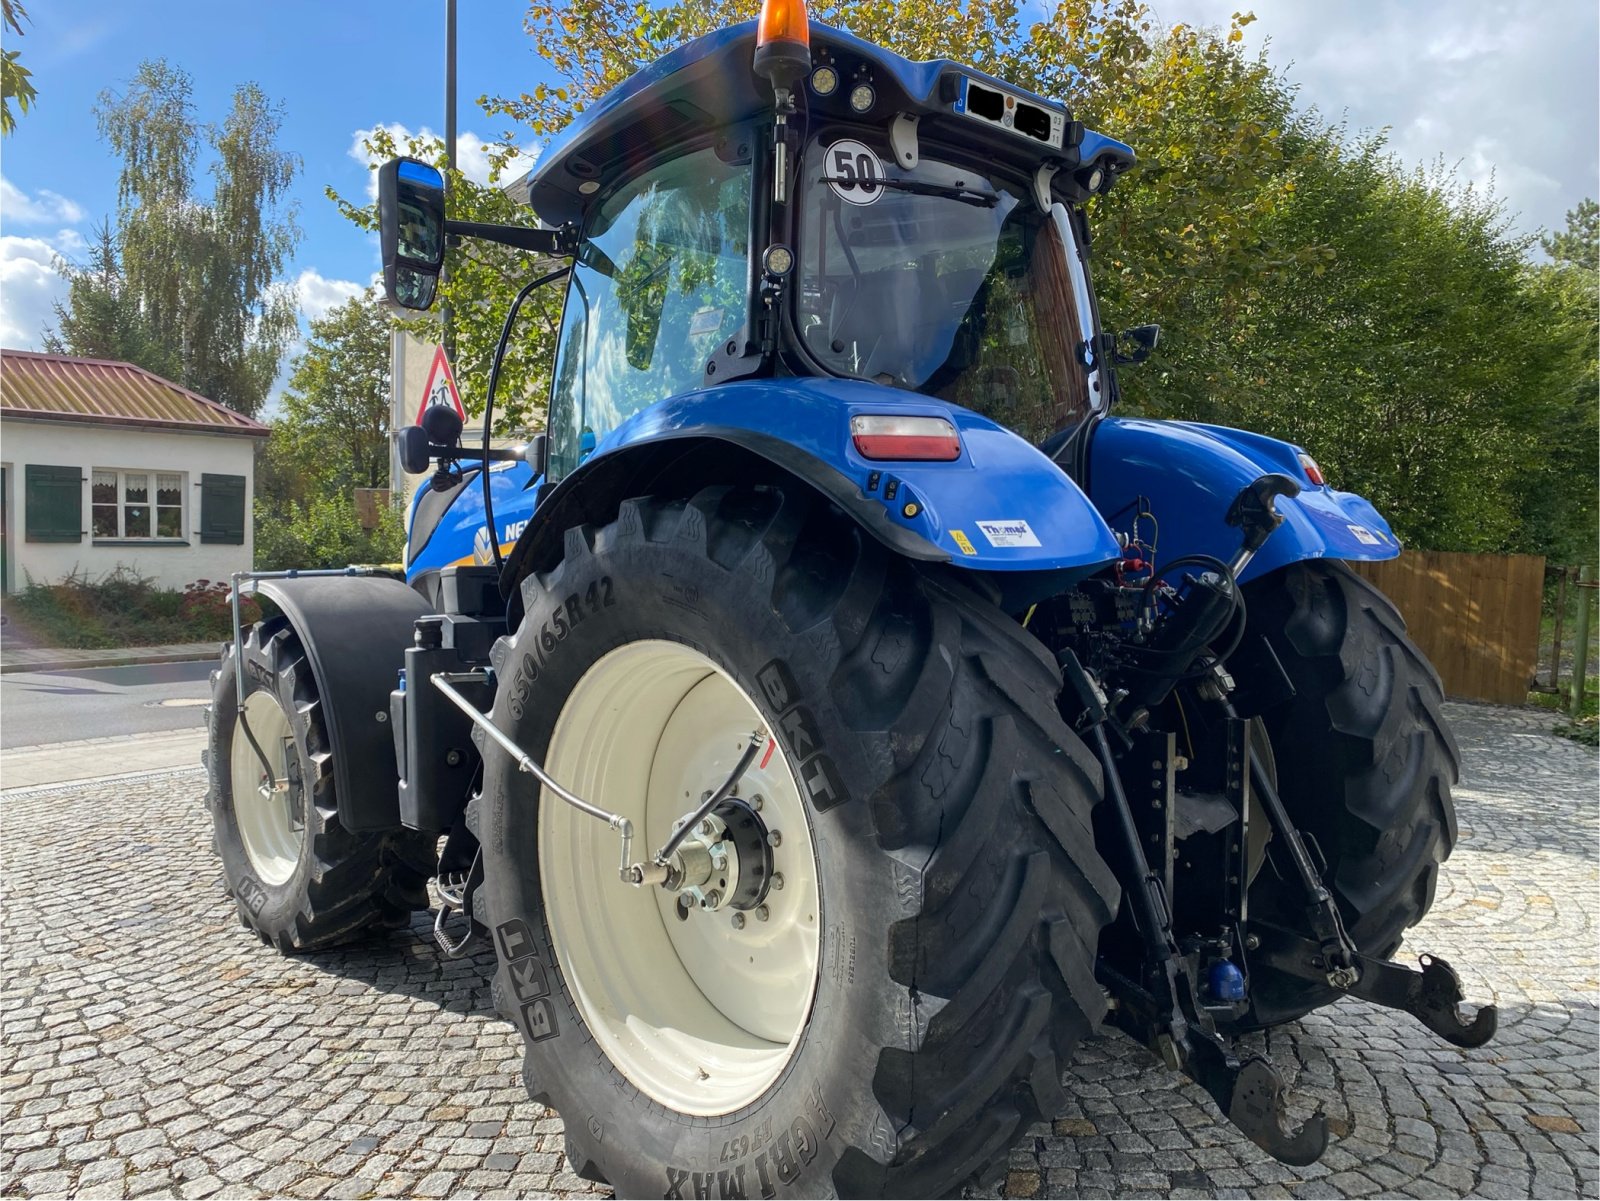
[1087, 418, 1400, 582]
[504, 378, 1121, 603]
[252, 575, 427, 833]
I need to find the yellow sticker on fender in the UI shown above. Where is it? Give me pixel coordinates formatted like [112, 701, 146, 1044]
[951, 529, 977, 556]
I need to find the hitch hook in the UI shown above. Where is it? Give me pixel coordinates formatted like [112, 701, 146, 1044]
[1411, 954, 1499, 1048]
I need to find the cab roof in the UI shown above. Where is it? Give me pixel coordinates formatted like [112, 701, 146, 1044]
[508, 20, 1135, 228]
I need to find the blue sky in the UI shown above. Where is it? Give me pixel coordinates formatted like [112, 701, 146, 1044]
[1, 0, 557, 352]
[3, 1, 1596, 369]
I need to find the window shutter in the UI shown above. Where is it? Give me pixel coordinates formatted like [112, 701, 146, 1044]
[199, 473, 247, 545]
[25, 464, 83, 543]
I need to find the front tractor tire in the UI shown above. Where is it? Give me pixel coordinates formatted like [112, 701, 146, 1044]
[474, 485, 1119, 1199]
[1238, 560, 1461, 1029]
[204, 617, 437, 951]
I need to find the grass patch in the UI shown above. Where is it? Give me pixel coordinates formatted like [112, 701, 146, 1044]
[1527, 684, 1599, 748]
[1, 569, 259, 649]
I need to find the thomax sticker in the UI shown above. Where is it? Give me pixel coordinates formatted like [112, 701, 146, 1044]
[1347, 524, 1382, 546]
[824, 139, 885, 206]
[976, 519, 1041, 548]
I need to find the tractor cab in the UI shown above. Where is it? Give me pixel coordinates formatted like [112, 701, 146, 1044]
[517, 15, 1137, 479]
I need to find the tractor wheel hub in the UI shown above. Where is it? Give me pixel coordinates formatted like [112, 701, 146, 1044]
[670, 798, 774, 915]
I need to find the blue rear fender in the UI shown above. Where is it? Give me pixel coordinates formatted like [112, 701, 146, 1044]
[503, 378, 1121, 605]
[1087, 417, 1400, 583]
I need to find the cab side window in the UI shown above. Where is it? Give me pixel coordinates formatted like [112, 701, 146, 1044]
[546, 147, 750, 480]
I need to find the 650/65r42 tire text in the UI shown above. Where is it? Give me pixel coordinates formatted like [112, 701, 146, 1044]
[472, 484, 1120, 1199]
[204, 617, 437, 952]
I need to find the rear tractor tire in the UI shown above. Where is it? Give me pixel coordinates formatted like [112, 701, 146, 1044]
[474, 484, 1120, 1198]
[204, 617, 437, 952]
[1236, 559, 1460, 1029]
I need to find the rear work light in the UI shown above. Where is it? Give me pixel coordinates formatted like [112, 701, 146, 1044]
[1298, 453, 1325, 486]
[851, 415, 962, 461]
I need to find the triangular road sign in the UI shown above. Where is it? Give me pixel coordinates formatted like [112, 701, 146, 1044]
[416, 344, 466, 425]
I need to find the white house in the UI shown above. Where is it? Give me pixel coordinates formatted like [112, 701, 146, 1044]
[0, 349, 269, 592]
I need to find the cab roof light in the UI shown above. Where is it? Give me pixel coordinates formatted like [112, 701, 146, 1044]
[851, 415, 962, 462]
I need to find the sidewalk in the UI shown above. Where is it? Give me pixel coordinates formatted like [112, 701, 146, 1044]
[0, 728, 207, 789]
[0, 640, 222, 674]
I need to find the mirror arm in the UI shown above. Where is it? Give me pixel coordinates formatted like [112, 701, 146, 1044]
[431, 443, 525, 463]
[444, 219, 572, 256]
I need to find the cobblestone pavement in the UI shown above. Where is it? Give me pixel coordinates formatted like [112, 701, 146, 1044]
[2, 703, 1595, 1200]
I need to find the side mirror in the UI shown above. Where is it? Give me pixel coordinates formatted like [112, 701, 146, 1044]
[1114, 323, 1161, 366]
[379, 158, 446, 311]
[395, 425, 431, 475]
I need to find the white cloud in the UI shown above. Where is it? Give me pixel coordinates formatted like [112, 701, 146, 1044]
[1138, 0, 1598, 239]
[294, 268, 366, 322]
[346, 123, 540, 200]
[0, 235, 69, 349]
[0, 176, 86, 228]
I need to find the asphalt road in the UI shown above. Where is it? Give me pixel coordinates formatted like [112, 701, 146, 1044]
[0, 660, 215, 749]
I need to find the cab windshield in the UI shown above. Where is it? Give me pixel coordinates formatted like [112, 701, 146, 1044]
[796, 134, 1103, 443]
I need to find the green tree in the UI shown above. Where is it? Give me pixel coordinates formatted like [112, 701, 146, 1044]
[259, 290, 395, 510]
[45, 221, 176, 373]
[1, 0, 35, 135]
[1518, 200, 1599, 565]
[53, 61, 301, 417]
[255, 291, 406, 571]
[1543, 199, 1598, 269]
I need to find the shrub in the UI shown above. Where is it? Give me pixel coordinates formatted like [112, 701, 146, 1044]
[2, 568, 259, 649]
[254, 493, 406, 571]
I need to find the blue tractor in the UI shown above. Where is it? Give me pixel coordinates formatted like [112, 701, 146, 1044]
[205, 4, 1495, 1194]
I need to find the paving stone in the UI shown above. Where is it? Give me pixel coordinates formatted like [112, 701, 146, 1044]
[1, 702, 1594, 1200]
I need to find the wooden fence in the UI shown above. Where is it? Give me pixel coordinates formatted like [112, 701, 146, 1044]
[1349, 551, 1545, 705]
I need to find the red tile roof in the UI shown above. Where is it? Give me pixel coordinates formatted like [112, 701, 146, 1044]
[0, 349, 271, 438]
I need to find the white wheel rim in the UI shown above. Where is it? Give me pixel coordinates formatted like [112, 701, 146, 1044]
[540, 640, 822, 1116]
[230, 690, 300, 887]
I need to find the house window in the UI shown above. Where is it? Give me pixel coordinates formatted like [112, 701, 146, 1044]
[92, 469, 185, 540]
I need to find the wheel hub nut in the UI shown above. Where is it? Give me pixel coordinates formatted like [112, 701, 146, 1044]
[731, 912, 746, 930]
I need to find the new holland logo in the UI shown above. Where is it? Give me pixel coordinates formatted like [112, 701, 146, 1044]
[475, 519, 530, 564]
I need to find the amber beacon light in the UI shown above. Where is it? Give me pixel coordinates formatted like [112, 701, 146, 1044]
[754, 0, 811, 88]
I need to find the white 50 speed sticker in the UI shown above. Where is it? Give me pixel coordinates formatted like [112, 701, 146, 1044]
[824, 139, 885, 205]
[976, 519, 1041, 548]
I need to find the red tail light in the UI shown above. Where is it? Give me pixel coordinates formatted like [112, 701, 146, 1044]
[1298, 453, 1325, 486]
[851, 415, 962, 461]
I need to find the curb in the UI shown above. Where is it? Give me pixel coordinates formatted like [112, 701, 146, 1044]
[0, 647, 220, 675]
